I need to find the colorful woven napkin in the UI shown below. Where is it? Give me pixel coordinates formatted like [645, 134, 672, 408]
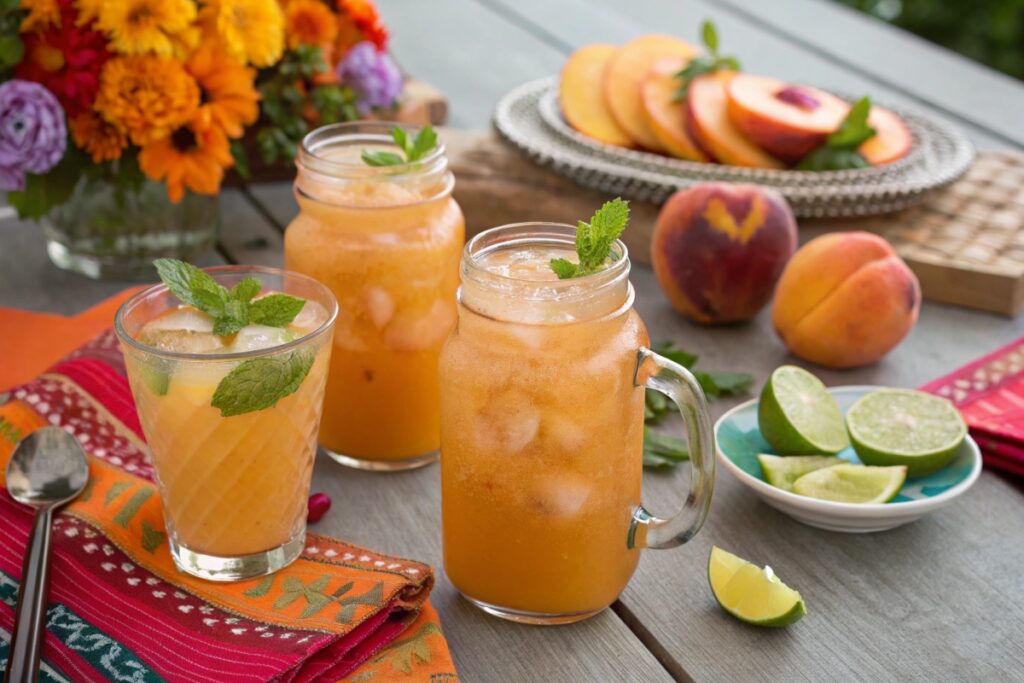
[920, 336, 1024, 479]
[0, 305, 458, 681]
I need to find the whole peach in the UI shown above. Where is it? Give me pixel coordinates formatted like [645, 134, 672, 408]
[772, 231, 921, 368]
[651, 183, 798, 323]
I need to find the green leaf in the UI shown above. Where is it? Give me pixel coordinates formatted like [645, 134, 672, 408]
[652, 341, 698, 368]
[827, 96, 876, 148]
[409, 126, 438, 162]
[702, 370, 754, 395]
[7, 150, 83, 219]
[794, 147, 871, 171]
[153, 258, 207, 308]
[211, 349, 315, 417]
[140, 364, 170, 396]
[230, 139, 251, 179]
[249, 294, 305, 327]
[702, 19, 719, 54]
[549, 258, 578, 280]
[391, 126, 409, 155]
[0, 34, 23, 68]
[361, 150, 406, 166]
[230, 277, 262, 303]
[643, 427, 689, 468]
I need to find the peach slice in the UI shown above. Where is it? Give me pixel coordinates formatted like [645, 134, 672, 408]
[560, 44, 633, 147]
[726, 74, 849, 162]
[686, 72, 785, 169]
[640, 58, 710, 162]
[860, 106, 912, 165]
[603, 34, 699, 152]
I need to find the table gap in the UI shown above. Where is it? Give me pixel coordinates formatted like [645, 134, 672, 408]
[611, 600, 696, 683]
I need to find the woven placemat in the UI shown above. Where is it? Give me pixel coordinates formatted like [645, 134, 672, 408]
[881, 151, 1024, 316]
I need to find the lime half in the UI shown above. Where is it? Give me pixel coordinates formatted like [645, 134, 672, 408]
[758, 366, 849, 455]
[846, 389, 966, 476]
[793, 463, 906, 503]
[757, 454, 844, 492]
[708, 547, 805, 627]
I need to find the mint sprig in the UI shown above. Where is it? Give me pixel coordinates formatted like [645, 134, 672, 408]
[795, 96, 876, 171]
[644, 341, 753, 469]
[211, 349, 315, 417]
[674, 20, 741, 101]
[153, 259, 305, 337]
[361, 125, 438, 167]
[550, 198, 630, 279]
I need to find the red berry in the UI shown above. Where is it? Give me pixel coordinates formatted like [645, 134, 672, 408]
[307, 492, 332, 523]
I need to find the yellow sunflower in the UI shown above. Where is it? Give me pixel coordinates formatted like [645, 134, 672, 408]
[20, 0, 61, 32]
[97, 0, 197, 55]
[201, 0, 284, 67]
[94, 55, 200, 145]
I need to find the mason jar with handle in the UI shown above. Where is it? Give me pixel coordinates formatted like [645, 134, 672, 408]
[439, 222, 715, 624]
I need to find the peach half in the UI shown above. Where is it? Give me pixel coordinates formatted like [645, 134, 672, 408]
[603, 34, 699, 152]
[772, 232, 921, 369]
[725, 74, 849, 162]
[560, 44, 633, 147]
[686, 72, 785, 169]
[860, 106, 912, 165]
[640, 58, 709, 162]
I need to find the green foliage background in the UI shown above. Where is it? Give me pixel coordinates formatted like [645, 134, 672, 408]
[836, 0, 1024, 80]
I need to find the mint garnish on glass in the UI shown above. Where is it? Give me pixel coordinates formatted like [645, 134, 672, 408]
[151, 258, 314, 417]
[361, 125, 438, 167]
[674, 20, 741, 101]
[795, 96, 876, 171]
[550, 197, 631, 279]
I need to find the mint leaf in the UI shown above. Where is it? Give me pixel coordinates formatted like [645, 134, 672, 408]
[643, 427, 689, 468]
[551, 198, 630, 279]
[140, 364, 170, 396]
[795, 96, 876, 171]
[250, 294, 305, 327]
[211, 349, 315, 417]
[702, 19, 718, 54]
[652, 341, 698, 368]
[212, 299, 250, 336]
[361, 150, 406, 166]
[673, 20, 741, 101]
[693, 369, 754, 398]
[361, 125, 438, 167]
[230, 277, 261, 302]
[153, 259, 208, 308]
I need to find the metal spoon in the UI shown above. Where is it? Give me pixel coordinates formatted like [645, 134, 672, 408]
[4, 427, 88, 683]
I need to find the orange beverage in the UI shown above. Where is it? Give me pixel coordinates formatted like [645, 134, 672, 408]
[285, 123, 464, 470]
[116, 266, 337, 581]
[440, 224, 715, 623]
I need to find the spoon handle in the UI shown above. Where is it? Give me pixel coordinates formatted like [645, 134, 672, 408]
[5, 506, 55, 683]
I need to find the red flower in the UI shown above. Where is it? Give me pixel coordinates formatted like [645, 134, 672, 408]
[15, 2, 109, 117]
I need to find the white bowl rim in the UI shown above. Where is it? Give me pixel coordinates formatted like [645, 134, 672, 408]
[714, 385, 983, 517]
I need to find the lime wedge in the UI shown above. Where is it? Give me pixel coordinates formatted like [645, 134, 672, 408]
[846, 388, 966, 476]
[758, 366, 849, 455]
[792, 463, 906, 503]
[757, 454, 844, 492]
[708, 547, 805, 627]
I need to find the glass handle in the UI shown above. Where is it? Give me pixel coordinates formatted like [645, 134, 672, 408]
[629, 347, 716, 550]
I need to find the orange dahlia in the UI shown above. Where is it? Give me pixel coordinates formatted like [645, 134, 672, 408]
[284, 0, 338, 49]
[140, 123, 233, 202]
[335, 0, 387, 56]
[186, 42, 260, 139]
[94, 55, 200, 145]
[20, 0, 61, 32]
[70, 109, 128, 162]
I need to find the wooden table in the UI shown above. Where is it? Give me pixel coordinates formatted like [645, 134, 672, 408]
[3, 0, 1024, 680]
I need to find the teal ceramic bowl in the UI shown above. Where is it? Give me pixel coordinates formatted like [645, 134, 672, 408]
[715, 385, 982, 532]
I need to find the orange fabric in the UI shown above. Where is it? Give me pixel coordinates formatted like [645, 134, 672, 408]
[0, 288, 141, 390]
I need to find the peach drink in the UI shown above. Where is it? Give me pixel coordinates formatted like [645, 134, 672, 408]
[285, 123, 464, 470]
[440, 223, 716, 624]
[116, 266, 337, 581]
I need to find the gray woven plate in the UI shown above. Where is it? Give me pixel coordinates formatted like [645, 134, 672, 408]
[493, 77, 975, 217]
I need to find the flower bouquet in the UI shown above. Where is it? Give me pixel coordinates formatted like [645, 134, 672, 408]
[0, 0, 404, 278]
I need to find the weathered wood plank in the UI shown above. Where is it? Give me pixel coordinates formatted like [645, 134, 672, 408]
[622, 262, 1024, 681]
[715, 0, 1024, 149]
[484, 0, 1010, 149]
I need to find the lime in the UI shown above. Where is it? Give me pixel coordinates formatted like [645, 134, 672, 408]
[846, 389, 966, 476]
[758, 366, 849, 454]
[708, 546, 805, 627]
[757, 454, 844, 492]
[792, 463, 906, 503]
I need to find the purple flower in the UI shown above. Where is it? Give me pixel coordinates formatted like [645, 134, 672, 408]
[337, 41, 403, 115]
[0, 80, 67, 191]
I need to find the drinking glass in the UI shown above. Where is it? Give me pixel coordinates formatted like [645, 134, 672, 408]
[439, 223, 715, 623]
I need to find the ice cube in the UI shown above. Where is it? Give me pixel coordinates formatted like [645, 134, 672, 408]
[529, 472, 592, 519]
[545, 414, 587, 452]
[384, 299, 456, 351]
[137, 328, 225, 354]
[474, 389, 541, 454]
[362, 286, 395, 329]
[142, 306, 215, 334]
[288, 300, 330, 336]
[228, 325, 293, 353]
